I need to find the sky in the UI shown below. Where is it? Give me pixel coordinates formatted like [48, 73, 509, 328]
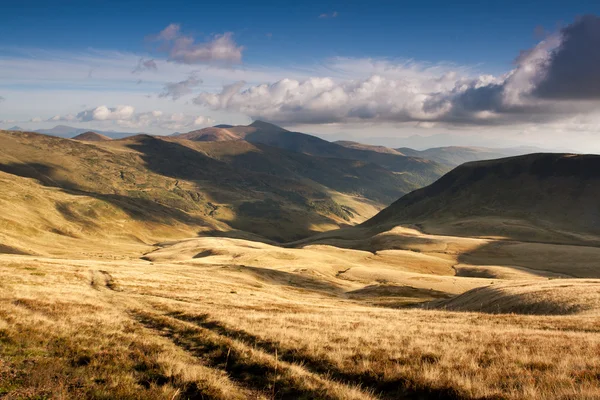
[1, 0, 600, 151]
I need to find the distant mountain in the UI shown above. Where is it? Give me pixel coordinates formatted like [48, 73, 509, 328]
[34, 125, 141, 139]
[334, 141, 404, 155]
[177, 127, 242, 142]
[8, 126, 23, 131]
[318, 132, 492, 149]
[72, 131, 112, 141]
[334, 139, 550, 167]
[385, 133, 497, 149]
[319, 131, 564, 152]
[394, 146, 515, 166]
[364, 153, 600, 245]
[175, 121, 448, 187]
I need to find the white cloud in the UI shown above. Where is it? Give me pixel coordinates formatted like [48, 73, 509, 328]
[319, 11, 338, 18]
[153, 24, 243, 65]
[193, 116, 212, 126]
[30, 117, 42, 122]
[192, 16, 600, 128]
[193, 73, 474, 125]
[157, 23, 180, 41]
[159, 74, 202, 100]
[76, 105, 135, 121]
[50, 105, 213, 132]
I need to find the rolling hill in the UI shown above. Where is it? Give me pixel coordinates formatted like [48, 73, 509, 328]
[335, 140, 540, 167]
[394, 146, 513, 166]
[0, 129, 444, 253]
[363, 153, 600, 245]
[72, 131, 112, 141]
[176, 126, 242, 142]
[427, 279, 600, 315]
[292, 152, 600, 287]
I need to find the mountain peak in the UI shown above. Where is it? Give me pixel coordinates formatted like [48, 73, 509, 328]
[249, 120, 287, 131]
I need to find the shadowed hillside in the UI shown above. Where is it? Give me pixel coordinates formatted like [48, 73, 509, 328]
[427, 279, 600, 315]
[364, 153, 600, 245]
[0, 129, 442, 253]
[335, 141, 405, 155]
[175, 121, 448, 187]
[175, 127, 242, 142]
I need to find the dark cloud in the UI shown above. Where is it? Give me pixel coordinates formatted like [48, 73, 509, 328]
[132, 58, 158, 74]
[159, 75, 202, 100]
[534, 15, 600, 99]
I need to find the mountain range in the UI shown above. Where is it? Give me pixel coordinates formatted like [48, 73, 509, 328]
[0, 127, 446, 253]
[31, 124, 144, 139]
[10, 121, 552, 168]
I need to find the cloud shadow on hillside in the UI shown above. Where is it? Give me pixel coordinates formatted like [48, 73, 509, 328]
[123, 136, 358, 242]
[0, 161, 214, 229]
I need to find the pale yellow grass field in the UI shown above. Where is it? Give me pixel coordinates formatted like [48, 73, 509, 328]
[1, 229, 600, 400]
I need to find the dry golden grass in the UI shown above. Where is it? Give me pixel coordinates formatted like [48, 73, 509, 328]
[1, 244, 600, 399]
[429, 279, 600, 315]
[0, 129, 410, 250]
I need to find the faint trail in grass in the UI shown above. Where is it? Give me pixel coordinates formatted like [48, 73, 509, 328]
[131, 309, 374, 400]
[164, 310, 492, 400]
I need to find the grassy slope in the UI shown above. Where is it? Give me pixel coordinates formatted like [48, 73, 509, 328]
[0, 129, 435, 251]
[364, 153, 600, 245]
[428, 279, 600, 315]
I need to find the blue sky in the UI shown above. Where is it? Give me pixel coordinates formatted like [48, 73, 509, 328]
[4, 0, 597, 67]
[1, 1, 600, 151]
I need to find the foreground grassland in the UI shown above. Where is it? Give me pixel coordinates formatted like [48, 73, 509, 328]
[1, 244, 599, 400]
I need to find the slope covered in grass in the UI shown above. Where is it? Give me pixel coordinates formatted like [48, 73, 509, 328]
[428, 279, 600, 315]
[364, 153, 600, 245]
[0, 129, 442, 252]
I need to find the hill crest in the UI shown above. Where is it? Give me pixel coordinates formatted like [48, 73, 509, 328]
[72, 131, 112, 141]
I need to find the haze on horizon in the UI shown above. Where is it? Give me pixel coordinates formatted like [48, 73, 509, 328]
[2, 0, 600, 152]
